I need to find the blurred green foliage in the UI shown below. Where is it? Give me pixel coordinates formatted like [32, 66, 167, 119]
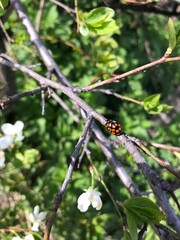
[0, 0, 180, 239]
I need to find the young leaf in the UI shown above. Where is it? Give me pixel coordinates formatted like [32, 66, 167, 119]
[84, 7, 120, 35]
[0, 0, 8, 9]
[85, 7, 114, 26]
[123, 197, 164, 224]
[88, 19, 119, 35]
[143, 94, 173, 114]
[167, 18, 176, 53]
[144, 94, 161, 111]
[79, 24, 89, 36]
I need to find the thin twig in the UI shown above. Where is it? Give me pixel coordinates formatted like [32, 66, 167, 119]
[74, 0, 80, 31]
[44, 115, 93, 240]
[93, 89, 144, 106]
[0, 19, 13, 43]
[41, 85, 45, 115]
[79, 56, 180, 91]
[86, 149, 124, 225]
[77, 134, 91, 168]
[0, 86, 47, 109]
[133, 140, 180, 180]
[35, 0, 45, 32]
[142, 140, 180, 153]
[50, 0, 75, 14]
[49, 89, 79, 123]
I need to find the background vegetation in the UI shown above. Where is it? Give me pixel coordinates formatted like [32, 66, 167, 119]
[0, 0, 179, 239]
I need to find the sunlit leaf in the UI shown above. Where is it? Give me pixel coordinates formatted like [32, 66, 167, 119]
[143, 94, 173, 114]
[124, 197, 165, 224]
[84, 7, 120, 35]
[85, 7, 114, 26]
[79, 24, 89, 36]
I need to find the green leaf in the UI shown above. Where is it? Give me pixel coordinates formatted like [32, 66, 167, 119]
[0, 7, 6, 16]
[0, 0, 8, 9]
[124, 209, 138, 240]
[123, 197, 164, 224]
[79, 24, 89, 36]
[159, 104, 173, 113]
[123, 230, 132, 240]
[143, 94, 173, 114]
[167, 18, 176, 53]
[88, 19, 119, 35]
[85, 7, 114, 26]
[44, 5, 58, 29]
[84, 7, 120, 35]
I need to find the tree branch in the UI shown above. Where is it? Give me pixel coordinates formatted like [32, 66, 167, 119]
[10, 0, 70, 87]
[0, 86, 47, 109]
[44, 115, 93, 240]
[79, 56, 180, 92]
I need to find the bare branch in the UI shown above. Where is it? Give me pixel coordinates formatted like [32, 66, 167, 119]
[93, 89, 144, 106]
[142, 140, 180, 153]
[50, 0, 75, 14]
[35, 0, 45, 32]
[49, 89, 79, 123]
[0, 86, 47, 109]
[10, 0, 70, 86]
[79, 56, 180, 92]
[44, 115, 93, 240]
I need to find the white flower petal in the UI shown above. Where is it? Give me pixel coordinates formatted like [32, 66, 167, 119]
[14, 121, 24, 133]
[12, 237, 23, 240]
[77, 192, 91, 212]
[0, 135, 13, 149]
[29, 213, 35, 222]
[33, 205, 40, 217]
[78, 201, 90, 212]
[92, 195, 102, 210]
[1, 123, 15, 135]
[38, 211, 47, 220]
[24, 234, 35, 240]
[31, 221, 39, 232]
[14, 132, 24, 142]
[77, 188, 102, 212]
[0, 151, 5, 168]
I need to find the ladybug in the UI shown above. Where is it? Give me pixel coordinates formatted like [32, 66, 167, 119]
[105, 119, 122, 136]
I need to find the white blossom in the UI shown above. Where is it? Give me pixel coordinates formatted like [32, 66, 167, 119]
[77, 188, 102, 212]
[12, 237, 23, 240]
[12, 234, 34, 240]
[0, 151, 5, 168]
[29, 205, 47, 232]
[24, 234, 35, 240]
[1, 121, 24, 141]
[0, 135, 14, 150]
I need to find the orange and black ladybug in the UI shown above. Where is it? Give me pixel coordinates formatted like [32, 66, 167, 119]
[105, 119, 122, 136]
